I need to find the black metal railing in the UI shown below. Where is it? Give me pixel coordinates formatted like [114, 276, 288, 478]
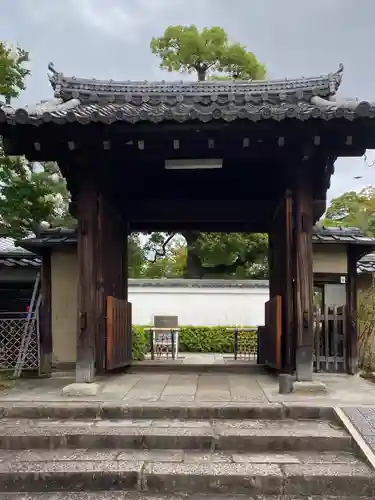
[229, 328, 258, 361]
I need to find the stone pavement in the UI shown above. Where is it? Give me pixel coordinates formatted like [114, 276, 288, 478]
[343, 407, 375, 455]
[1, 368, 375, 406]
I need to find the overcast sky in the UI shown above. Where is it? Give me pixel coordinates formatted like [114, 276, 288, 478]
[1, 0, 374, 201]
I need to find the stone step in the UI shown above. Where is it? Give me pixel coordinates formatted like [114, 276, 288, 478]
[0, 418, 351, 452]
[1, 495, 373, 500]
[0, 449, 373, 496]
[128, 361, 266, 374]
[0, 402, 334, 421]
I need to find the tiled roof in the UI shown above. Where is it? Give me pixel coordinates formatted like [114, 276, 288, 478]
[0, 237, 30, 254]
[2, 64, 375, 125]
[0, 237, 41, 268]
[15, 226, 375, 275]
[312, 226, 375, 246]
[357, 254, 375, 274]
[128, 278, 269, 289]
[20, 226, 375, 249]
[3, 229, 375, 274]
[16, 228, 77, 250]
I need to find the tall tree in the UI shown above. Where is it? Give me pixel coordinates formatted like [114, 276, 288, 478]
[0, 42, 76, 238]
[321, 186, 375, 236]
[0, 158, 75, 238]
[150, 26, 268, 278]
[151, 25, 266, 81]
[0, 42, 30, 105]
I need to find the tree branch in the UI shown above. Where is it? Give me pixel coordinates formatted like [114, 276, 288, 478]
[147, 233, 176, 263]
[201, 250, 265, 275]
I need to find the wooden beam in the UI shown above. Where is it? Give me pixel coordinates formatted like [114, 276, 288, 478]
[347, 246, 359, 374]
[76, 181, 98, 383]
[39, 250, 52, 377]
[293, 165, 314, 381]
[130, 221, 269, 233]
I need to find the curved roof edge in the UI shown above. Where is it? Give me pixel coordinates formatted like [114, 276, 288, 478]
[46, 62, 345, 100]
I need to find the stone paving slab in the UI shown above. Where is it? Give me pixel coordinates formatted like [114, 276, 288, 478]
[0, 401, 289, 420]
[0, 455, 373, 495]
[0, 448, 362, 466]
[0, 418, 352, 452]
[0, 401, 338, 422]
[342, 407, 375, 455]
[2, 495, 372, 500]
[282, 462, 375, 496]
[2, 371, 375, 406]
[143, 461, 283, 494]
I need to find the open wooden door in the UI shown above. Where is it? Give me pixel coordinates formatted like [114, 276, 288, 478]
[263, 295, 282, 370]
[106, 296, 132, 370]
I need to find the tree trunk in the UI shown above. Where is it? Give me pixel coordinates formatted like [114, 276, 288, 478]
[182, 231, 203, 278]
[197, 67, 206, 82]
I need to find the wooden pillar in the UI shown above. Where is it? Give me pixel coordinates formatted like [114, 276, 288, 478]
[268, 193, 295, 373]
[76, 182, 99, 383]
[39, 250, 52, 376]
[293, 167, 314, 381]
[347, 247, 358, 374]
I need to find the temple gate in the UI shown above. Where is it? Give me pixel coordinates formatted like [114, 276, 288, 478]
[2, 63, 375, 385]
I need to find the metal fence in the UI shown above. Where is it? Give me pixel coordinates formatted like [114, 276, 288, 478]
[0, 313, 40, 371]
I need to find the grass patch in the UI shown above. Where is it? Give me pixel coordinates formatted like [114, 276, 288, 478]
[0, 373, 15, 391]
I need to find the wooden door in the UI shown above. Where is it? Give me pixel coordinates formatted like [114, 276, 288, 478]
[263, 295, 282, 370]
[106, 296, 132, 370]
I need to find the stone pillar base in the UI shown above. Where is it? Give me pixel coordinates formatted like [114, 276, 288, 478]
[62, 382, 99, 397]
[293, 380, 327, 394]
[296, 346, 313, 381]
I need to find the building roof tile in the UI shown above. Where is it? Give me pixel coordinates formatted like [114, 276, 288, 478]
[0, 237, 41, 268]
[9, 226, 375, 274]
[357, 253, 375, 274]
[2, 64, 375, 125]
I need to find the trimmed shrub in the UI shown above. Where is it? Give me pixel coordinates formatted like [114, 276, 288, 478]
[132, 326, 149, 361]
[180, 326, 234, 352]
[132, 325, 257, 358]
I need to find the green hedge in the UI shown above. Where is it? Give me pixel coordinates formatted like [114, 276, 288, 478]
[132, 325, 257, 360]
[132, 326, 149, 361]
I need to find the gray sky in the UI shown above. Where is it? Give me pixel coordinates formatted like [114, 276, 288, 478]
[1, 0, 374, 202]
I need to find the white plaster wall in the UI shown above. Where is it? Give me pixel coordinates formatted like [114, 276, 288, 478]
[313, 244, 348, 274]
[324, 284, 347, 307]
[51, 250, 78, 364]
[128, 286, 269, 326]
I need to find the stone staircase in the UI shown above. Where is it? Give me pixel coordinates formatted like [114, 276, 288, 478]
[0, 403, 374, 499]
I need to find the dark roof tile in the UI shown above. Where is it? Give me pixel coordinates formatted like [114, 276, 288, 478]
[2, 64, 375, 125]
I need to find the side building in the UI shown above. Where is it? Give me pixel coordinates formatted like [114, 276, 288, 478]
[0, 226, 371, 373]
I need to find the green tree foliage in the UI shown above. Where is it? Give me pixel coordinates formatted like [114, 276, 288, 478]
[151, 25, 266, 81]
[321, 186, 375, 236]
[142, 244, 186, 278]
[0, 42, 30, 104]
[183, 232, 268, 279]
[150, 27, 268, 278]
[0, 158, 75, 238]
[0, 41, 75, 238]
